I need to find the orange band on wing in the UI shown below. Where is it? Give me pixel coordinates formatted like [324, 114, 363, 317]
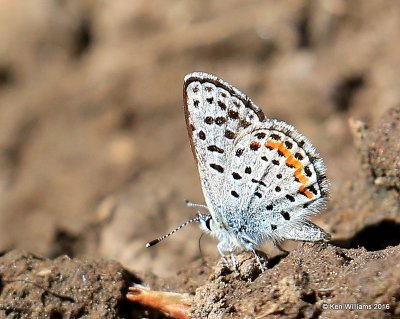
[265, 140, 313, 198]
[299, 185, 313, 199]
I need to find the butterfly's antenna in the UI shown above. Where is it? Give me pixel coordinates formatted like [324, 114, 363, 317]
[145, 215, 201, 248]
[185, 200, 208, 210]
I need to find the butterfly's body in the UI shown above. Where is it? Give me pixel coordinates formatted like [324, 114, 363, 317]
[184, 72, 329, 268]
[146, 72, 330, 270]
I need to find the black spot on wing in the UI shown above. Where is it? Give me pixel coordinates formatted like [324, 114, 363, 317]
[285, 194, 295, 202]
[218, 101, 227, 110]
[205, 117, 214, 125]
[308, 185, 318, 195]
[215, 117, 226, 126]
[236, 148, 244, 157]
[232, 172, 242, 180]
[286, 161, 296, 169]
[271, 134, 281, 141]
[304, 166, 312, 177]
[225, 130, 236, 139]
[198, 131, 206, 140]
[228, 110, 239, 120]
[210, 163, 224, 173]
[240, 119, 251, 128]
[295, 152, 304, 160]
[280, 211, 290, 220]
[207, 145, 224, 153]
[285, 141, 293, 149]
[231, 190, 239, 198]
[250, 141, 261, 151]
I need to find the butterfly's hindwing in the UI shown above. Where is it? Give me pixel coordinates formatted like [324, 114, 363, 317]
[223, 120, 328, 243]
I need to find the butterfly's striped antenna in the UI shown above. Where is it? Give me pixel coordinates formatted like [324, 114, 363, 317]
[145, 215, 201, 248]
[185, 200, 208, 210]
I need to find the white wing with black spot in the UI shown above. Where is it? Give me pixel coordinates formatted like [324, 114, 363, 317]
[183, 72, 265, 223]
[183, 72, 330, 249]
[222, 120, 329, 244]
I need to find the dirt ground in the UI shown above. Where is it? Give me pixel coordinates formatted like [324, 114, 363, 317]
[0, 0, 399, 318]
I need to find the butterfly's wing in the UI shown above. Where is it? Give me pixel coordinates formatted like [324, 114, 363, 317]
[184, 72, 329, 248]
[222, 120, 330, 245]
[183, 72, 265, 223]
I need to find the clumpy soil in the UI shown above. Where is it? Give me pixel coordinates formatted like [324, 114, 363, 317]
[0, 250, 140, 318]
[190, 244, 400, 319]
[0, 1, 399, 318]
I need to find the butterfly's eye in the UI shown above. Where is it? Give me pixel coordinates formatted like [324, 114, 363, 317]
[205, 216, 213, 231]
[199, 215, 214, 232]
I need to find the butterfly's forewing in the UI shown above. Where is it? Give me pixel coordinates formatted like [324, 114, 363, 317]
[183, 72, 265, 222]
[222, 120, 329, 244]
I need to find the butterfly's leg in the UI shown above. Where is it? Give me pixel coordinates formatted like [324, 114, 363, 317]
[217, 240, 239, 271]
[217, 242, 230, 268]
[230, 253, 238, 272]
[250, 249, 266, 272]
[241, 235, 266, 272]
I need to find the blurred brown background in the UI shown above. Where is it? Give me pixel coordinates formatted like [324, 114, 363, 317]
[0, 0, 399, 276]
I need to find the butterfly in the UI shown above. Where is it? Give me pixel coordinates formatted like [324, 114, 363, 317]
[147, 72, 330, 271]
